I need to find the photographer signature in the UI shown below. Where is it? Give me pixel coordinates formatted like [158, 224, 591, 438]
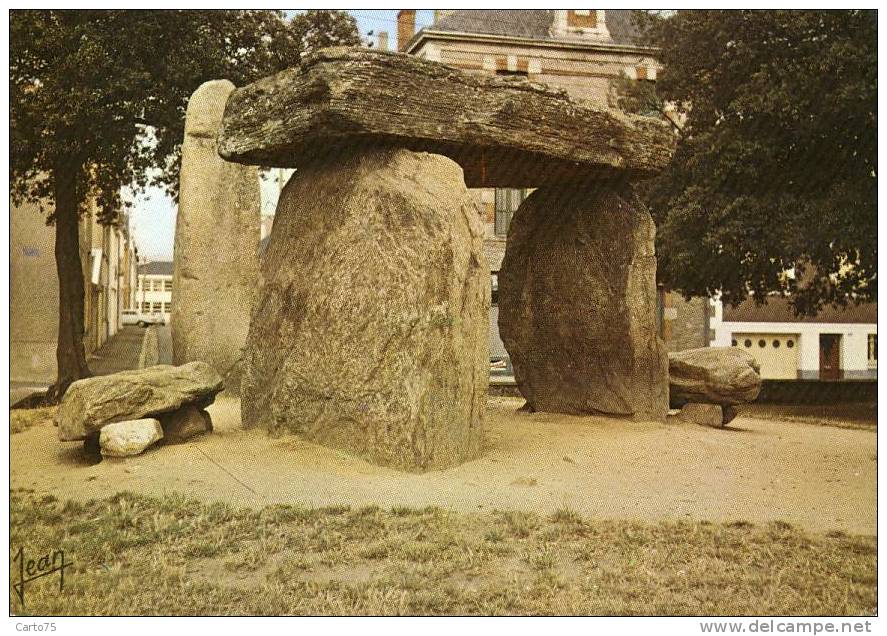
[11, 547, 73, 608]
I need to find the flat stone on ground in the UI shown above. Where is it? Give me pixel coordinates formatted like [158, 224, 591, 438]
[57, 362, 224, 441]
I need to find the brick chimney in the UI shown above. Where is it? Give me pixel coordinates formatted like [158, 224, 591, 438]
[397, 10, 416, 51]
[378, 31, 389, 52]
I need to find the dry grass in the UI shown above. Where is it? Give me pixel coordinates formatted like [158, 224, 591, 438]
[10, 406, 56, 434]
[9, 490, 876, 616]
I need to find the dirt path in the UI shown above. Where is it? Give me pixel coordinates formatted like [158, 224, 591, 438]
[11, 397, 876, 535]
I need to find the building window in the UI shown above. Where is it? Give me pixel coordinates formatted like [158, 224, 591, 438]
[567, 10, 598, 28]
[744, 339, 752, 348]
[163, 302, 171, 313]
[758, 339, 766, 348]
[152, 302, 162, 313]
[495, 188, 525, 237]
[868, 334, 877, 367]
[772, 339, 781, 349]
[495, 69, 528, 77]
[142, 301, 151, 313]
[786, 339, 795, 348]
[164, 280, 173, 292]
[731, 339, 737, 347]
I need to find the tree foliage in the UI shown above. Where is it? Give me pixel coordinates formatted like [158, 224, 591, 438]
[625, 10, 876, 315]
[9, 9, 360, 397]
[10, 9, 361, 214]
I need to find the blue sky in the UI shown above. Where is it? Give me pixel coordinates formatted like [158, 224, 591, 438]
[131, 10, 435, 262]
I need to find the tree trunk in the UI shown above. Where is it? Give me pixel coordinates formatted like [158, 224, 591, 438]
[48, 159, 91, 401]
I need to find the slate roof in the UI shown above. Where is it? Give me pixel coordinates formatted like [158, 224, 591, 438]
[723, 296, 877, 324]
[138, 261, 173, 276]
[424, 9, 645, 47]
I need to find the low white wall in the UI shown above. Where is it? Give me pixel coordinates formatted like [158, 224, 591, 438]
[712, 319, 876, 379]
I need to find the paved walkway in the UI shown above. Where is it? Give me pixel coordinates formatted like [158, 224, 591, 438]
[157, 326, 172, 364]
[11, 327, 150, 404]
[88, 326, 147, 376]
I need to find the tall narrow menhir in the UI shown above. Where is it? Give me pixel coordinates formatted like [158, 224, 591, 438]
[171, 80, 261, 393]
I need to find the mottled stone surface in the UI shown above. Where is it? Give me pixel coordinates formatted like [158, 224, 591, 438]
[242, 148, 489, 471]
[218, 47, 675, 186]
[669, 347, 762, 408]
[159, 406, 213, 444]
[57, 362, 224, 441]
[99, 419, 163, 457]
[172, 79, 260, 394]
[678, 403, 724, 428]
[498, 183, 668, 421]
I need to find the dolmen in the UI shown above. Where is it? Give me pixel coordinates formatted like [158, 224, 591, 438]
[669, 347, 762, 427]
[57, 362, 222, 457]
[215, 47, 676, 470]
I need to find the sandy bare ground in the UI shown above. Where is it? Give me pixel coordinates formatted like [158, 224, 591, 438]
[11, 396, 876, 535]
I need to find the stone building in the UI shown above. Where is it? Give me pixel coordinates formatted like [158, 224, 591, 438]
[396, 9, 708, 364]
[11, 193, 137, 384]
[136, 261, 173, 322]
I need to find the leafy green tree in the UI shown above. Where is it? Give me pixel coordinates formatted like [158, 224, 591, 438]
[623, 10, 876, 315]
[10, 9, 359, 399]
[290, 9, 363, 57]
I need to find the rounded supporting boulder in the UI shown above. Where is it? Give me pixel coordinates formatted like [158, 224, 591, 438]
[242, 148, 489, 472]
[498, 183, 668, 421]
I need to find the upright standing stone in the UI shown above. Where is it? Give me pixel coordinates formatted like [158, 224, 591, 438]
[172, 80, 260, 393]
[242, 148, 489, 471]
[498, 183, 668, 421]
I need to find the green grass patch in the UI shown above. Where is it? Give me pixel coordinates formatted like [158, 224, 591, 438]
[9, 489, 876, 616]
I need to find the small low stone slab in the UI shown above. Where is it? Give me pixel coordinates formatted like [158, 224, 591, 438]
[669, 347, 762, 408]
[57, 362, 224, 441]
[678, 403, 724, 428]
[218, 47, 676, 187]
[100, 419, 163, 457]
[160, 406, 213, 444]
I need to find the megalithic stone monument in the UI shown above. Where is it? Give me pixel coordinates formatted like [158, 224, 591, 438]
[172, 80, 261, 394]
[498, 184, 668, 420]
[216, 47, 676, 469]
[241, 149, 489, 471]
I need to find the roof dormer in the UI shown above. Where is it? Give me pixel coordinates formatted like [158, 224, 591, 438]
[551, 10, 612, 41]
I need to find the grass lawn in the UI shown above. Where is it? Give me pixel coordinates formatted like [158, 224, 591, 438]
[9, 489, 876, 616]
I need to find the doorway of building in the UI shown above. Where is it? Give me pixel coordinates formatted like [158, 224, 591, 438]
[819, 334, 842, 380]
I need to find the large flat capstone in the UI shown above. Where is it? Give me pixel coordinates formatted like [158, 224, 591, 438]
[217, 47, 676, 187]
[172, 80, 260, 393]
[498, 184, 668, 420]
[57, 362, 224, 441]
[241, 148, 489, 471]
